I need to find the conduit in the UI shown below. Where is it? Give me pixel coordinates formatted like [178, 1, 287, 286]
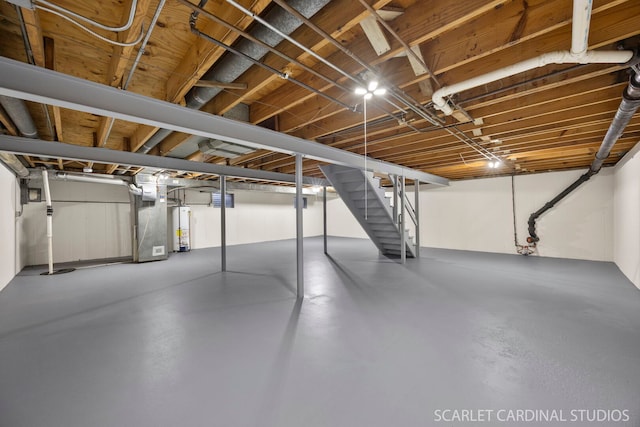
[135, 0, 331, 155]
[179, 0, 353, 96]
[100, 0, 167, 150]
[190, 27, 352, 111]
[432, 0, 634, 116]
[268, 0, 443, 127]
[270, 0, 504, 162]
[35, 0, 139, 33]
[527, 65, 640, 244]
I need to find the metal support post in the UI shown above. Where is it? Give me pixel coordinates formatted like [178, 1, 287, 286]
[392, 174, 399, 224]
[295, 154, 304, 298]
[323, 185, 327, 255]
[400, 175, 406, 264]
[220, 175, 227, 271]
[414, 179, 420, 258]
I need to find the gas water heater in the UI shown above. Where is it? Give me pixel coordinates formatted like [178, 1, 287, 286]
[172, 206, 191, 252]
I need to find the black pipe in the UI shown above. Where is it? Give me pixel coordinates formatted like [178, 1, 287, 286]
[527, 66, 640, 243]
[527, 170, 593, 242]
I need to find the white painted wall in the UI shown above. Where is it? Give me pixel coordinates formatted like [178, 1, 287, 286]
[327, 193, 367, 239]
[171, 188, 324, 249]
[613, 143, 640, 288]
[0, 164, 18, 291]
[20, 181, 326, 266]
[21, 180, 132, 266]
[327, 168, 614, 261]
[421, 169, 614, 261]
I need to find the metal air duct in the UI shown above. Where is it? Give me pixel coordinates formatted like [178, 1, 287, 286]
[0, 95, 38, 138]
[136, 0, 331, 155]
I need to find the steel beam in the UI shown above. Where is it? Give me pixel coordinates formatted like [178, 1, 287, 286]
[400, 175, 406, 264]
[220, 175, 227, 272]
[323, 185, 327, 255]
[295, 154, 304, 298]
[414, 179, 420, 258]
[0, 57, 448, 186]
[0, 135, 328, 186]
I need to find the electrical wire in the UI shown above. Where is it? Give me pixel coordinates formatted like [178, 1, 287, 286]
[36, 6, 145, 47]
[35, 0, 138, 32]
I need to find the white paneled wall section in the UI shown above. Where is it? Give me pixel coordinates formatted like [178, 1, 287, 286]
[614, 143, 640, 288]
[327, 168, 615, 262]
[21, 180, 132, 266]
[21, 182, 326, 266]
[173, 189, 324, 249]
[0, 164, 19, 291]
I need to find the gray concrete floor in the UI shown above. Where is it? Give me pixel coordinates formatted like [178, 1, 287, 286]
[1, 237, 639, 427]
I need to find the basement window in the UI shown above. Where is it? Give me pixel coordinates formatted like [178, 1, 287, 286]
[212, 192, 234, 208]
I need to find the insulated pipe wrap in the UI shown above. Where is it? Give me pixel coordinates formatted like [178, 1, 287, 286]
[0, 95, 38, 138]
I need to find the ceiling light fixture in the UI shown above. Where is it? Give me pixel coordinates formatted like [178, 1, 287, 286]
[354, 80, 386, 220]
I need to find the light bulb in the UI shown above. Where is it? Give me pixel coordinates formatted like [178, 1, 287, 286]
[368, 80, 379, 91]
[488, 161, 495, 168]
[373, 88, 386, 96]
[364, 92, 373, 100]
[355, 87, 367, 95]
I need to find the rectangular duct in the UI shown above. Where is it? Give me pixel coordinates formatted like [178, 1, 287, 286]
[198, 139, 254, 158]
[133, 175, 168, 262]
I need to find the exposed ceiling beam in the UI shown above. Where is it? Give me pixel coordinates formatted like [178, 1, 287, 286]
[95, 0, 153, 166]
[0, 58, 448, 185]
[165, 0, 272, 103]
[162, 0, 393, 156]
[0, 135, 329, 186]
[19, 7, 45, 67]
[43, 36, 63, 142]
[248, 0, 507, 127]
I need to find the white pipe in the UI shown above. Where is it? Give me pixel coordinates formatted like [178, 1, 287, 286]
[55, 172, 128, 186]
[433, 50, 633, 115]
[42, 169, 53, 275]
[35, 0, 139, 33]
[571, 0, 593, 55]
[433, 0, 630, 115]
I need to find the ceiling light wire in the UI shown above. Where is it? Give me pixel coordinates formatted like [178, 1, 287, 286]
[35, 0, 139, 32]
[36, 6, 146, 47]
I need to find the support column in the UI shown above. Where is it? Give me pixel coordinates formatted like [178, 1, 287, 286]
[220, 175, 226, 272]
[414, 179, 420, 258]
[400, 175, 406, 264]
[392, 175, 399, 224]
[295, 154, 304, 298]
[42, 169, 53, 275]
[323, 185, 327, 255]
